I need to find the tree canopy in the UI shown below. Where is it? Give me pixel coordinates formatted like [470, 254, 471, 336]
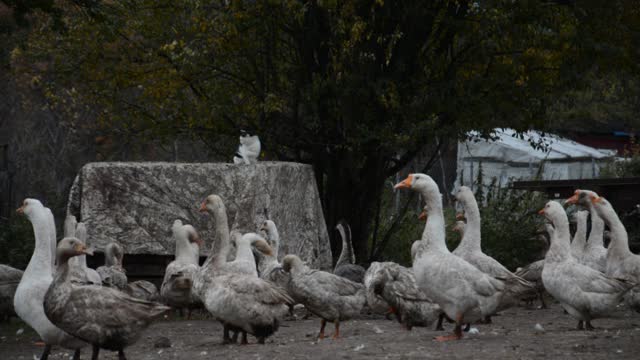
[8, 0, 640, 261]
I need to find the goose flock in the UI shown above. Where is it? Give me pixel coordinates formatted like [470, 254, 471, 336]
[4, 173, 640, 359]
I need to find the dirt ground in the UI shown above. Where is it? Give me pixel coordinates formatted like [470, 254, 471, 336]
[1, 302, 639, 359]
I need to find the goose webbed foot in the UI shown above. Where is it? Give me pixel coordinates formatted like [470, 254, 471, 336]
[385, 307, 394, 321]
[331, 321, 341, 339]
[222, 324, 233, 344]
[585, 321, 595, 331]
[40, 344, 51, 360]
[435, 320, 463, 342]
[539, 292, 547, 309]
[434, 314, 445, 331]
[231, 331, 239, 343]
[240, 332, 248, 345]
[91, 345, 100, 360]
[577, 320, 584, 330]
[118, 349, 127, 360]
[318, 319, 326, 340]
[72, 349, 81, 360]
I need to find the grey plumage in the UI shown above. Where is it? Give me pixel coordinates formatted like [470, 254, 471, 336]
[126, 281, 160, 302]
[196, 194, 293, 344]
[369, 262, 440, 329]
[44, 238, 169, 359]
[283, 254, 365, 338]
[333, 222, 365, 284]
[69, 222, 102, 285]
[0, 264, 23, 321]
[515, 259, 547, 309]
[96, 243, 128, 290]
[363, 262, 390, 314]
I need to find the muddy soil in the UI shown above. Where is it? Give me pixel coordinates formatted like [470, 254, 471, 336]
[1, 303, 639, 359]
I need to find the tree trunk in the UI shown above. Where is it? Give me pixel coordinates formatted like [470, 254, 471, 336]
[315, 149, 387, 266]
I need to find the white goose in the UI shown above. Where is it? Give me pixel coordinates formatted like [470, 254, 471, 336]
[395, 174, 514, 341]
[225, 231, 272, 277]
[577, 191, 640, 312]
[333, 221, 365, 283]
[539, 200, 634, 329]
[452, 186, 535, 315]
[14, 199, 86, 359]
[566, 190, 607, 272]
[70, 222, 102, 285]
[257, 220, 292, 292]
[160, 220, 202, 314]
[570, 210, 589, 262]
[196, 194, 292, 345]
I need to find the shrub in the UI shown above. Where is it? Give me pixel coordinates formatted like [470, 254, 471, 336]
[369, 176, 546, 270]
[476, 181, 548, 270]
[0, 215, 34, 269]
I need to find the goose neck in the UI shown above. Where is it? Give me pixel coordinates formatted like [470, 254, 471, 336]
[267, 227, 280, 260]
[420, 194, 448, 252]
[25, 209, 54, 276]
[586, 208, 605, 249]
[596, 203, 631, 256]
[211, 208, 231, 267]
[175, 234, 195, 264]
[335, 224, 354, 266]
[546, 214, 571, 262]
[234, 240, 254, 265]
[571, 215, 587, 253]
[459, 199, 482, 252]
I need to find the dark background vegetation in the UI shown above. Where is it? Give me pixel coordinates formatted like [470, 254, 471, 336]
[1, 0, 639, 270]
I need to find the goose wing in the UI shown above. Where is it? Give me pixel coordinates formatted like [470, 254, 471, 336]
[51, 285, 168, 342]
[562, 262, 633, 295]
[225, 275, 294, 305]
[307, 269, 363, 296]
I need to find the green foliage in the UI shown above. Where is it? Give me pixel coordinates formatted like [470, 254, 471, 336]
[476, 184, 547, 271]
[600, 137, 640, 178]
[7, 0, 640, 260]
[370, 174, 545, 270]
[0, 215, 34, 269]
[367, 182, 461, 267]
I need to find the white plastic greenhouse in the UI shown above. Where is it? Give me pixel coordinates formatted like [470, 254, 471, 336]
[454, 128, 617, 191]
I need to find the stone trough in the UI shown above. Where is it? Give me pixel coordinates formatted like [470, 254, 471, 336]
[67, 162, 332, 271]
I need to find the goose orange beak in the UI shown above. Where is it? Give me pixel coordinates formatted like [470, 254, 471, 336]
[538, 208, 545, 215]
[74, 243, 94, 256]
[418, 211, 427, 221]
[455, 213, 464, 220]
[190, 233, 204, 247]
[394, 175, 413, 190]
[16, 206, 24, 215]
[199, 201, 207, 213]
[566, 191, 580, 204]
